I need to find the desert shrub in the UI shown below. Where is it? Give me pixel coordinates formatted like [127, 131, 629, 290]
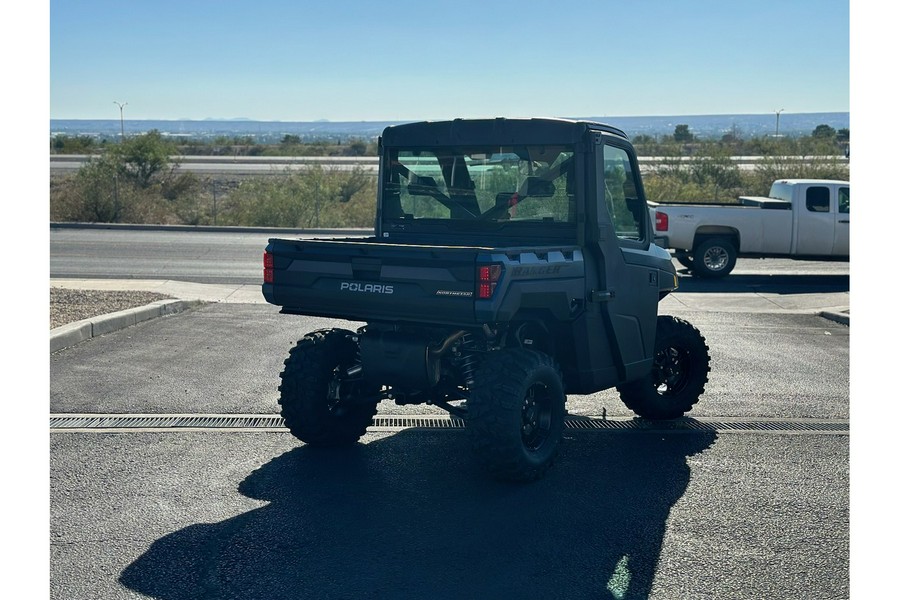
[218, 166, 376, 228]
[50, 157, 128, 222]
[50, 151, 197, 224]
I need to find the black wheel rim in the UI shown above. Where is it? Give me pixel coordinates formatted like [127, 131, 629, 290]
[652, 345, 690, 395]
[521, 383, 553, 451]
[326, 361, 364, 417]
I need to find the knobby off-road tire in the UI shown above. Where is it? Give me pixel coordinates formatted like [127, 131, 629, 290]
[467, 348, 566, 482]
[692, 237, 737, 278]
[278, 328, 377, 446]
[617, 316, 710, 420]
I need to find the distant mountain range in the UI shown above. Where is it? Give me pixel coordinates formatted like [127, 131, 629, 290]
[50, 112, 849, 142]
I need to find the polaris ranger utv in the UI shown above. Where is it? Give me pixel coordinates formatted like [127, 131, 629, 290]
[263, 118, 709, 481]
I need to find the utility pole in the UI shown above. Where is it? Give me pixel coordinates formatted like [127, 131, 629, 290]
[774, 108, 784, 137]
[114, 101, 128, 140]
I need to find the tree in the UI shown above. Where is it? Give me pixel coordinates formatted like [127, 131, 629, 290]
[812, 124, 836, 140]
[110, 130, 178, 188]
[344, 139, 368, 157]
[673, 124, 694, 143]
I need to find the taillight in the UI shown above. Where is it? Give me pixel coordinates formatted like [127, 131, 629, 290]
[655, 210, 669, 232]
[477, 264, 503, 299]
[263, 251, 274, 283]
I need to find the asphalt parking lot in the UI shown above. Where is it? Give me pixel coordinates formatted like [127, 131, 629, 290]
[49, 296, 850, 599]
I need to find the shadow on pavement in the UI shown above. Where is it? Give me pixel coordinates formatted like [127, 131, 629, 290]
[675, 272, 849, 294]
[120, 428, 717, 600]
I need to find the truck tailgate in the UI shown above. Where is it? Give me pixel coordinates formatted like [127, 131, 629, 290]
[263, 238, 481, 325]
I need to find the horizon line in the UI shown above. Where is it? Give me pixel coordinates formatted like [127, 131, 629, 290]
[50, 111, 850, 123]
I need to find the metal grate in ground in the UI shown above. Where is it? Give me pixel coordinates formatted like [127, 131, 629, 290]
[50, 414, 848, 434]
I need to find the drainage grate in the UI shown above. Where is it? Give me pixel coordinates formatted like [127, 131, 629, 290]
[563, 417, 848, 433]
[50, 414, 848, 434]
[49, 415, 286, 429]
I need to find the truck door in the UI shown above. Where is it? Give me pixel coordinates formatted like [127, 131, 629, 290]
[794, 184, 836, 255]
[587, 139, 659, 381]
[833, 185, 850, 256]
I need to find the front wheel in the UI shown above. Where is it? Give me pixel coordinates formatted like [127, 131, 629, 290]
[692, 237, 737, 278]
[466, 349, 566, 482]
[278, 328, 378, 446]
[617, 316, 710, 420]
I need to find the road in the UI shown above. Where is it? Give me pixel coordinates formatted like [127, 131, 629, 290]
[48, 226, 851, 599]
[50, 225, 851, 286]
[50, 227, 286, 283]
[49, 154, 849, 176]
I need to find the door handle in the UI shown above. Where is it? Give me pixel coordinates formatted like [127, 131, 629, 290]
[838, 219, 849, 224]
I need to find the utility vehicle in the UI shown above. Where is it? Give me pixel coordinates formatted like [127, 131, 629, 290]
[263, 118, 709, 481]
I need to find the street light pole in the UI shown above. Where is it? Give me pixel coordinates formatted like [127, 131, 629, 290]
[774, 108, 784, 137]
[114, 101, 128, 140]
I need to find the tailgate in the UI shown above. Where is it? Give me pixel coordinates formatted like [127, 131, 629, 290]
[263, 238, 481, 325]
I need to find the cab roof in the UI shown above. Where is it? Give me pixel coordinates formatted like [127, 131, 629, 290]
[381, 117, 628, 147]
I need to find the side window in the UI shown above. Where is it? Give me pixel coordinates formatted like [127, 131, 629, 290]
[838, 187, 849, 214]
[602, 145, 644, 241]
[806, 186, 830, 212]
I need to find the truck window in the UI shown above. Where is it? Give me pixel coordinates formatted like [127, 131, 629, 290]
[384, 145, 576, 227]
[602, 145, 644, 242]
[769, 183, 793, 203]
[838, 187, 849, 214]
[806, 187, 830, 213]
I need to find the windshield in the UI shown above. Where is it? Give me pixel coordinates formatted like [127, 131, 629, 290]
[382, 145, 576, 234]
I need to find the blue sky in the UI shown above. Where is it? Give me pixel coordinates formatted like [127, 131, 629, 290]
[49, 0, 850, 121]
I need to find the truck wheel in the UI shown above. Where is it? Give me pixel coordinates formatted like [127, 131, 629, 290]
[673, 251, 694, 270]
[692, 238, 736, 278]
[467, 349, 565, 482]
[617, 316, 710, 420]
[278, 328, 377, 446]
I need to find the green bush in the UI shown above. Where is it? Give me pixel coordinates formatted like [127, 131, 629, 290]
[217, 166, 376, 228]
[51, 134, 98, 154]
[110, 130, 178, 188]
[50, 131, 190, 224]
[50, 157, 174, 223]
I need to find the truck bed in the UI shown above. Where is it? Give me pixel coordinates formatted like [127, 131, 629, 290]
[649, 199, 794, 254]
[650, 196, 792, 209]
[263, 237, 586, 327]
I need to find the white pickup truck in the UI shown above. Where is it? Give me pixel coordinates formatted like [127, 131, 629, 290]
[650, 179, 850, 277]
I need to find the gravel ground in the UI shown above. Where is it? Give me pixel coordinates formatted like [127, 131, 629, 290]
[50, 288, 174, 329]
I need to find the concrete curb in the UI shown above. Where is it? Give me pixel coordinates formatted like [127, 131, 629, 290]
[50, 299, 203, 353]
[819, 310, 850, 326]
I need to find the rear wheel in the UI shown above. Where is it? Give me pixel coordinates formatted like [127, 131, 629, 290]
[692, 237, 737, 278]
[467, 349, 565, 482]
[278, 328, 378, 446]
[617, 316, 710, 420]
